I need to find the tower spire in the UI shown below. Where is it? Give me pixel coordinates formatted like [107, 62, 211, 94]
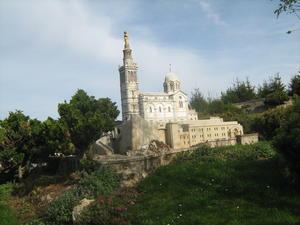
[122, 31, 133, 65]
[124, 31, 130, 49]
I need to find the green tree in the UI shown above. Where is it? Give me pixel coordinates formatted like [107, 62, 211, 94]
[43, 117, 74, 156]
[221, 78, 256, 104]
[190, 89, 208, 114]
[251, 107, 288, 140]
[273, 97, 300, 176]
[274, 0, 300, 16]
[58, 89, 119, 156]
[274, 0, 300, 33]
[0, 111, 46, 180]
[258, 74, 289, 106]
[289, 73, 300, 96]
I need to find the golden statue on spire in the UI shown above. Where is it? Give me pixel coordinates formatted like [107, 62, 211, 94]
[124, 31, 129, 48]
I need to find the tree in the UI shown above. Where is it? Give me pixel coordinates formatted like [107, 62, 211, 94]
[251, 107, 288, 140]
[274, 0, 300, 34]
[190, 89, 208, 114]
[0, 111, 46, 180]
[43, 117, 74, 156]
[273, 97, 300, 177]
[221, 78, 256, 104]
[58, 89, 119, 156]
[289, 73, 300, 96]
[274, 0, 300, 17]
[258, 73, 289, 106]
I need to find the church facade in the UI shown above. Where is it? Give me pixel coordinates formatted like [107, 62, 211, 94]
[110, 32, 258, 154]
[119, 31, 198, 124]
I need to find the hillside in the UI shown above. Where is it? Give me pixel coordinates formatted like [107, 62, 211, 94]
[127, 143, 300, 225]
[1, 142, 300, 224]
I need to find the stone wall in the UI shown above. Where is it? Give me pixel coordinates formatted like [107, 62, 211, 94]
[237, 133, 259, 145]
[114, 115, 161, 154]
[92, 149, 187, 187]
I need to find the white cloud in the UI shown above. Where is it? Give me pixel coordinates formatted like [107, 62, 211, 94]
[196, 0, 226, 26]
[0, 0, 299, 120]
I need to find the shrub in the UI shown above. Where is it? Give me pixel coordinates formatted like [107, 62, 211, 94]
[76, 166, 120, 198]
[45, 188, 82, 224]
[44, 166, 120, 224]
[80, 157, 99, 174]
[0, 202, 19, 225]
[0, 183, 18, 225]
[0, 182, 14, 201]
[78, 196, 129, 225]
[273, 97, 300, 178]
[175, 142, 275, 163]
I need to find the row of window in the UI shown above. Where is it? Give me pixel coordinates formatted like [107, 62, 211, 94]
[181, 133, 227, 140]
[190, 127, 227, 132]
[148, 106, 172, 113]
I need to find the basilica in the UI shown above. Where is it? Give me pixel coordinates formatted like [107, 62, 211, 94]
[106, 32, 258, 154]
[119, 31, 198, 123]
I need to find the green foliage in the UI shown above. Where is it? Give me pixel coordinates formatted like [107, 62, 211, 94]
[274, 0, 300, 17]
[128, 143, 300, 225]
[221, 78, 256, 104]
[80, 157, 99, 174]
[0, 183, 18, 225]
[0, 111, 73, 182]
[264, 89, 289, 106]
[289, 73, 300, 96]
[251, 107, 288, 140]
[0, 111, 44, 180]
[58, 89, 119, 156]
[0, 182, 14, 201]
[274, 97, 300, 177]
[44, 166, 120, 224]
[45, 188, 82, 224]
[189, 89, 208, 114]
[42, 117, 74, 156]
[257, 74, 289, 107]
[218, 111, 257, 134]
[78, 196, 129, 225]
[175, 142, 275, 163]
[0, 202, 19, 225]
[76, 167, 120, 198]
[190, 89, 242, 117]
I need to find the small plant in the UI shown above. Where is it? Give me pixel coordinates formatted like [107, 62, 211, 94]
[78, 196, 129, 225]
[80, 157, 99, 174]
[0, 182, 14, 201]
[44, 166, 120, 224]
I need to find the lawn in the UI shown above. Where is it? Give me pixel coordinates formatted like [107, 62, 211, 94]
[127, 142, 300, 225]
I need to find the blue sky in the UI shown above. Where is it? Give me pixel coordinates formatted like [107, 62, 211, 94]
[0, 0, 299, 120]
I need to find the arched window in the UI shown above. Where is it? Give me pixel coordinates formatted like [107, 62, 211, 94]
[159, 106, 162, 112]
[168, 106, 171, 112]
[149, 107, 152, 113]
[179, 101, 183, 108]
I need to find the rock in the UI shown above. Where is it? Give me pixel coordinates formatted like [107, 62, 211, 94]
[72, 198, 95, 223]
[41, 194, 53, 203]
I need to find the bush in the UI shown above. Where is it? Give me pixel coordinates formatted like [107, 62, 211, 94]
[175, 142, 275, 163]
[78, 196, 129, 225]
[0, 182, 14, 201]
[44, 166, 120, 224]
[45, 188, 82, 224]
[80, 157, 99, 174]
[273, 97, 300, 178]
[0, 183, 18, 225]
[0, 202, 19, 225]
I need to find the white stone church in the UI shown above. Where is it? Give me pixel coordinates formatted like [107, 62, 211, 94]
[99, 32, 258, 154]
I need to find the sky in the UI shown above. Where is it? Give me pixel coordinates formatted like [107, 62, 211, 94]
[0, 0, 299, 120]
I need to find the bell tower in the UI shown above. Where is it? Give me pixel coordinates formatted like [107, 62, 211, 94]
[119, 31, 139, 121]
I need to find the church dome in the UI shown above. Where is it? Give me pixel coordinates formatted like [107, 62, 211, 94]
[165, 72, 179, 82]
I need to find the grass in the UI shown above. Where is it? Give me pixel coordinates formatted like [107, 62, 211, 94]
[0, 183, 19, 225]
[127, 142, 300, 225]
